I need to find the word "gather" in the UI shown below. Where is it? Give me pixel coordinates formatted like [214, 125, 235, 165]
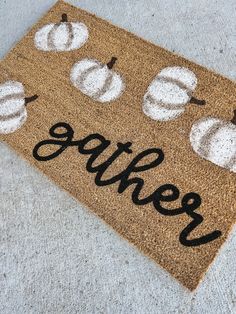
[33, 122, 222, 247]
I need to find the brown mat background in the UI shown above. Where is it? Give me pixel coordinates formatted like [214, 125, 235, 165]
[0, 0, 235, 290]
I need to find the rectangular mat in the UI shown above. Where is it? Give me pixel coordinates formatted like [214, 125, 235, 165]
[0, 0, 235, 290]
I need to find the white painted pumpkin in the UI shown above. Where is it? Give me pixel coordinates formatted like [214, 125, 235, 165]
[190, 112, 236, 173]
[0, 81, 38, 134]
[34, 14, 89, 52]
[143, 66, 205, 121]
[70, 57, 125, 103]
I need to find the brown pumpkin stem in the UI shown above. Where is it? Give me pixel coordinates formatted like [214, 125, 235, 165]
[231, 109, 236, 125]
[25, 95, 38, 106]
[107, 57, 117, 69]
[61, 13, 68, 22]
[189, 97, 206, 106]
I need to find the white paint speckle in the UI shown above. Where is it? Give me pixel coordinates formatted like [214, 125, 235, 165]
[70, 58, 125, 103]
[143, 92, 185, 121]
[34, 21, 88, 52]
[158, 66, 197, 91]
[0, 81, 27, 134]
[190, 117, 236, 172]
[143, 66, 198, 121]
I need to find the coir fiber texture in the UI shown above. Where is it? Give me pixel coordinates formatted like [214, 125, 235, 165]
[0, 0, 235, 290]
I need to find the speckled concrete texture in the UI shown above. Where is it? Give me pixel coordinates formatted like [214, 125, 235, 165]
[0, 1, 236, 313]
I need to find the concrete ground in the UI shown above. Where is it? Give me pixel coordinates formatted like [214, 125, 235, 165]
[0, 1, 236, 313]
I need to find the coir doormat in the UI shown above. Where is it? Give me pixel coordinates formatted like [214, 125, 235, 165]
[0, 0, 235, 290]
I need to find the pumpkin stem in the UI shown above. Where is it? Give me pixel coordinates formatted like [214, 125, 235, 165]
[61, 13, 68, 22]
[189, 97, 206, 106]
[25, 94, 38, 106]
[107, 57, 117, 69]
[231, 109, 236, 125]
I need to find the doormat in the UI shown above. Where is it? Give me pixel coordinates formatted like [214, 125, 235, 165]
[0, 0, 235, 291]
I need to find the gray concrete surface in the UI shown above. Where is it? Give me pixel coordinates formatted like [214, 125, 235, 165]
[0, 1, 236, 313]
